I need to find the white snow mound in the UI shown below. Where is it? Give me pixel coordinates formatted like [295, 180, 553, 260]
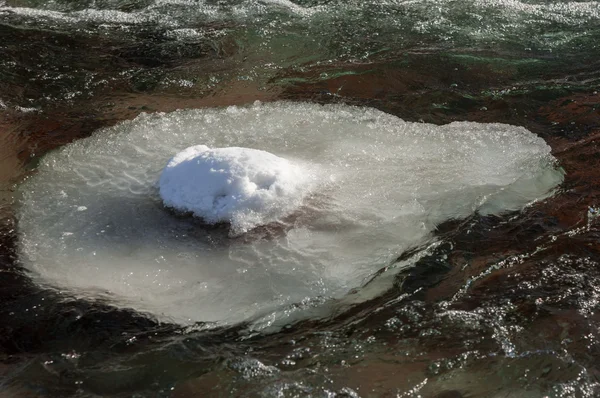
[159, 145, 309, 233]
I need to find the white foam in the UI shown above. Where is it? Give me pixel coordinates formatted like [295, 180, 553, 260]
[0, 5, 172, 27]
[15, 102, 563, 327]
[2, 0, 597, 43]
[159, 145, 312, 234]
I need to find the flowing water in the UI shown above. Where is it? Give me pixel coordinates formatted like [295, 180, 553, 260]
[1, 0, 600, 397]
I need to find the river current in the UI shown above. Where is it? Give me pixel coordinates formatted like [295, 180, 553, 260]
[1, 0, 600, 397]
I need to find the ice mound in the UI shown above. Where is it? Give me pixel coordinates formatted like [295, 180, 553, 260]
[15, 102, 564, 327]
[159, 145, 308, 234]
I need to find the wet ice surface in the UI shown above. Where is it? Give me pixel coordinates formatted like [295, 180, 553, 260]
[16, 102, 563, 327]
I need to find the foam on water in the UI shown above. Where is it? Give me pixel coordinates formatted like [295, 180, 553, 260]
[2, 0, 598, 50]
[16, 102, 563, 327]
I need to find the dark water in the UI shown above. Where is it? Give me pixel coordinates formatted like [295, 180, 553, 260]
[1, 0, 600, 396]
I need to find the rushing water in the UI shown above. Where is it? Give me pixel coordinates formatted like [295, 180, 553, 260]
[1, 0, 599, 109]
[1, 0, 600, 397]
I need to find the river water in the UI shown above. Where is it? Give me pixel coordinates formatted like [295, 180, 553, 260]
[1, 0, 600, 397]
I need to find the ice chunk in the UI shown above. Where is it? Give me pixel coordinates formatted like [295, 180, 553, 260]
[15, 102, 564, 327]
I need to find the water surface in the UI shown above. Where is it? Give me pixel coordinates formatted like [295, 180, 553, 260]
[1, 0, 600, 397]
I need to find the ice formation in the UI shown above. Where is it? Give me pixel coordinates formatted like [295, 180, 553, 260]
[159, 145, 310, 234]
[15, 102, 564, 327]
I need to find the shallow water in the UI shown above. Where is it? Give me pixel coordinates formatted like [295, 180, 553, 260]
[1, 0, 600, 397]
